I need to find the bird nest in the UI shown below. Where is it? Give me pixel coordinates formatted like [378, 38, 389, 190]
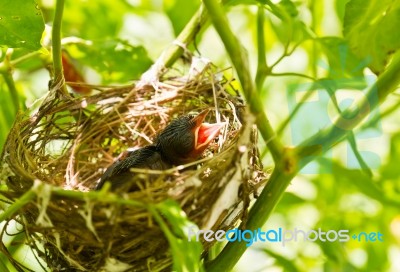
[0, 59, 267, 271]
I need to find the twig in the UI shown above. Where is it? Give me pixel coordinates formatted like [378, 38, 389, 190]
[255, 6, 269, 91]
[0, 49, 20, 113]
[206, 48, 400, 272]
[202, 0, 284, 163]
[51, 0, 68, 95]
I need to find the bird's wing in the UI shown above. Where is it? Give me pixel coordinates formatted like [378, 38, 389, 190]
[95, 146, 169, 190]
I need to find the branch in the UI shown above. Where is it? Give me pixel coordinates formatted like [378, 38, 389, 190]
[296, 51, 400, 160]
[206, 50, 400, 271]
[0, 190, 36, 222]
[51, 0, 67, 94]
[202, 0, 284, 162]
[2, 73, 19, 114]
[255, 6, 269, 90]
[0, 49, 20, 113]
[139, 3, 209, 83]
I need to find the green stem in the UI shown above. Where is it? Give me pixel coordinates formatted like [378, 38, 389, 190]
[202, 0, 284, 162]
[206, 50, 400, 272]
[52, 0, 67, 94]
[1, 72, 20, 114]
[255, 6, 269, 91]
[11, 51, 41, 67]
[270, 72, 316, 81]
[360, 98, 400, 130]
[51, 187, 146, 207]
[296, 51, 400, 160]
[144, 0, 239, 77]
[141, 3, 208, 80]
[347, 133, 373, 177]
[0, 186, 147, 222]
[206, 164, 296, 272]
[0, 49, 20, 113]
[164, 9, 208, 69]
[0, 190, 36, 222]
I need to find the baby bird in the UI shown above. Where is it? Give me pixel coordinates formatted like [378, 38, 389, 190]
[95, 110, 224, 191]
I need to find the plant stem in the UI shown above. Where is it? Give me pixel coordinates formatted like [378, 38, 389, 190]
[2, 73, 20, 114]
[142, 0, 242, 79]
[296, 51, 400, 160]
[11, 51, 41, 66]
[270, 72, 316, 81]
[0, 190, 36, 222]
[206, 50, 400, 272]
[202, 0, 284, 162]
[206, 163, 296, 272]
[0, 185, 147, 222]
[52, 0, 67, 94]
[0, 50, 20, 113]
[140, 4, 208, 81]
[255, 6, 269, 91]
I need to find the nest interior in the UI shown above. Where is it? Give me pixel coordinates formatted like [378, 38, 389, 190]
[0, 62, 266, 271]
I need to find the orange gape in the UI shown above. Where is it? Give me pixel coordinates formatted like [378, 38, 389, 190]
[95, 110, 225, 191]
[62, 51, 91, 94]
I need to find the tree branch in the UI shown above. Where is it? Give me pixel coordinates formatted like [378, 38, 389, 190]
[255, 6, 269, 91]
[206, 50, 400, 272]
[202, 0, 284, 162]
[51, 0, 67, 94]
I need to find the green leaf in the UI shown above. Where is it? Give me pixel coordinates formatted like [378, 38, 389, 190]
[155, 200, 204, 272]
[320, 159, 400, 207]
[316, 239, 346, 265]
[0, 0, 44, 50]
[277, 0, 298, 17]
[343, 0, 400, 74]
[164, 0, 200, 36]
[263, 248, 299, 272]
[267, 1, 311, 45]
[335, 0, 350, 23]
[65, 40, 153, 83]
[381, 133, 400, 179]
[317, 37, 367, 79]
[275, 192, 306, 210]
[63, 0, 130, 40]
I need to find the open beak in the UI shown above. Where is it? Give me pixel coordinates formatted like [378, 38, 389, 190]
[192, 109, 226, 151]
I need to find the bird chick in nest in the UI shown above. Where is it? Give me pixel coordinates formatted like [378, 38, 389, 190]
[95, 109, 225, 191]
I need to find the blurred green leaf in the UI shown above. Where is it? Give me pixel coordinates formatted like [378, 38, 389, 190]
[65, 40, 153, 83]
[317, 37, 367, 79]
[164, 0, 200, 36]
[320, 159, 400, 207]
[0, 0, 44, 51]
[267, 1, 312, 46]
[63, 0, 130, 40]
[316, 239, 346, 266]
[381, 133, 400, 179]
[155, 200, 204, 272]
[227, 0, 260, 5]
[277, 0, 298, 17]
[335, 0, 350, 23]
[263, 248, 299, 272]
[344, 0, 400, 74]
[275, 192, 306, 210]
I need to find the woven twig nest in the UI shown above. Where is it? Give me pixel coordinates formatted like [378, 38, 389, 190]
[0, 59, 266, 271]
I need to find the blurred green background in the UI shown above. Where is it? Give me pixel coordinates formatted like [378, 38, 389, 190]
[1, 0, 400, 271]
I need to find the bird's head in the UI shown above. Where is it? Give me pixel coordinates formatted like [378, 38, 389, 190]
[156, 109, 225, 165]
